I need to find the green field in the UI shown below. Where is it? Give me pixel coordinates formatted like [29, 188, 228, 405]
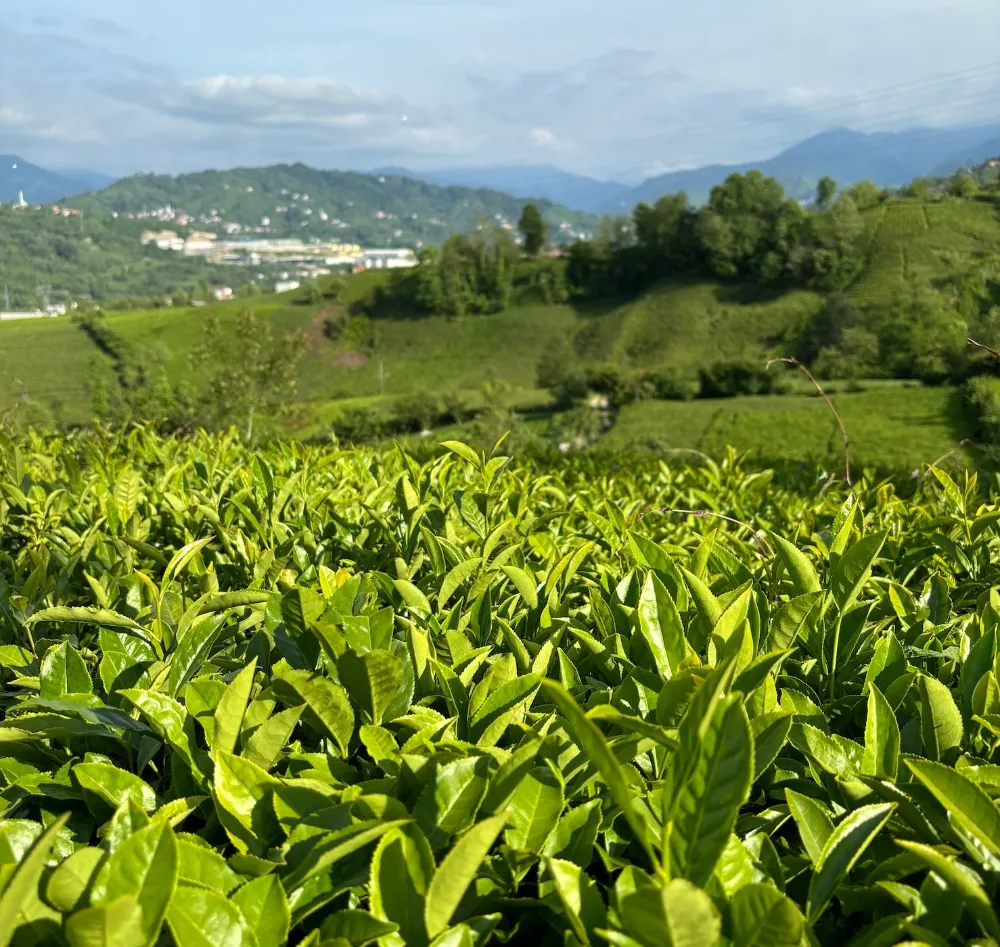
[2, 195, 999, 467]
[0, 277, 823, 427]
[851, 198, 1000, 305]
[601, 383, 976, 472]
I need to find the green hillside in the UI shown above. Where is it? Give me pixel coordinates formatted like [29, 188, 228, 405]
[600, 383, 974, 472]
[0, 273, 822, 426]
[0, 193, 998, 471]
[0, 205, 272, 309]
[851, 197, 1000, 305]
[67, 163, 597, 247]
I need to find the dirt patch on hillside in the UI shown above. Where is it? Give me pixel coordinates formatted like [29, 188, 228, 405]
[304, 306, 370, 368]
[334, 350, 370, 368]
[305, 307, 338, 348]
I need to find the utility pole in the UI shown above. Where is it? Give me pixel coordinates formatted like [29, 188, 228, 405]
[3, 286, 9, 310]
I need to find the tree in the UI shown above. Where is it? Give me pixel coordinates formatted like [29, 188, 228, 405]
[322, 276, 348, 301]
[190, 308, 308, 442]
[297, 281, 323, 305]
[906, 178, 934, 200]
[633, 192, 697, 274]
[816, 177, 838, 210]
[845, 180, 884, 210]
[536, 337, 587, 408]
[947, 173, 979, 199]
[518, 203, 547, 257]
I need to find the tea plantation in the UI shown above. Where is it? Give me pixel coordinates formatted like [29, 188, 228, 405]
[0, 427, 998, 946]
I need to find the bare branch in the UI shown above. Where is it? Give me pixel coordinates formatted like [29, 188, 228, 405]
[766, 356, 851, 486]
[922, 439, 972, 479]
[968, 337, 1000, 359]
[642, 507, 772, 556]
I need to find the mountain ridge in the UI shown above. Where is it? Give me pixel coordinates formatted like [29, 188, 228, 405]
[64, 162, 598, 247]
[605, 123, 1000, 211]
[0, 155, 111, 205]
[374, 163, 628, 213]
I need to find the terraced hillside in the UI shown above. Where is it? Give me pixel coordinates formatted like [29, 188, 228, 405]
[0, 277, 824, 427]
[851, 198, 1000, 305]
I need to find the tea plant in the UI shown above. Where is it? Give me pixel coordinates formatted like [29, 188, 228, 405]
[0, 426, 996, 946]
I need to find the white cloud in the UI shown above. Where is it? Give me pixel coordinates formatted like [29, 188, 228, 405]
[1, 3, 999, 180]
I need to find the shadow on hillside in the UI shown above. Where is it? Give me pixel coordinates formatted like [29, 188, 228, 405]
[712, 283, 790, 306]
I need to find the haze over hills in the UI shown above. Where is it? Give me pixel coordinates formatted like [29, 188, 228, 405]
[0, 156, 114, 205]
[604, 123, 1000, 211]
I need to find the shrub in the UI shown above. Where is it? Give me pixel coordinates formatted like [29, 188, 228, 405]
[644, 367, 700, 401]
[537, 341, 588, 409]
[390, 392, 443, 433]
[965, 374, 1000, 443]
[297, 281, 323, 305]
[698, 357, 775, 397]
[332, 405, 385, 442]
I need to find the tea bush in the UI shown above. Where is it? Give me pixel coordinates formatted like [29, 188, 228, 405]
[0, 427, 996, 945]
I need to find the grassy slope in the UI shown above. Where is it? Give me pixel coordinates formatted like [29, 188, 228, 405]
[602, 383, 975, 472]
[1, 196, 997, 468]
[0, 274, 822, 425]
[851, 197, 1000, 305]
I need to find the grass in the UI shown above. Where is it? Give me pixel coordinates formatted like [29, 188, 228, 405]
[0, 275, 824, 423]
[851, 197, 1000, 305]
[601, 383, 976, 472]
[0, 199, 997, 467]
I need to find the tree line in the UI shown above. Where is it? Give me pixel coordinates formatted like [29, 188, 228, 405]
[376, 171, 884, 319]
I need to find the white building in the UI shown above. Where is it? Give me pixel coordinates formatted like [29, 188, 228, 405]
[213, 287, 234, 301]
[275, 280, 301, 294]
[358, 249, 418, 270]
[0, 310, 60, 322]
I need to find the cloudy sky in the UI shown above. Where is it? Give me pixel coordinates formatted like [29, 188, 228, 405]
[1, 0, 998, 182]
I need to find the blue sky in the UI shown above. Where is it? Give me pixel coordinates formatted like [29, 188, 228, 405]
[1, 0, 998, 180]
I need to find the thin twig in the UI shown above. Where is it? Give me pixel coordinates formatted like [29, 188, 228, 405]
[642, 507, 773, 556]
[659, 447, 714, 464]
[968, 337, 1000, 359]
[922, 439, 972, 479]
[766, 357, 851, 486]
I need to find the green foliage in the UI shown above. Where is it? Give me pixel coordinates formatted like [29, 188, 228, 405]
[964, 374, 1000, 447]
[0, 430, 997, 945]
[518, 203, 548, 257]
[537, 338, 589, 408]
[189, 309, 308, 441]
[815, 176, 838, 210]
[0, 206, 266, 308]
[332, 405, 387, 443]
[698, 357, 779, 397]
[409, 229, 519, 318]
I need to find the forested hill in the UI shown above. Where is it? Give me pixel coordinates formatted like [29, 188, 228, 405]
[66, 164, 597, 246]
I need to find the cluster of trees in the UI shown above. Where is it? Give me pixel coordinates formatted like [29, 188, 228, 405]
[85, 308, 307, 441]
[565, 172, 875, 298]
[382, 205, 564, 317]
[796, 257, 1000, 385]
[376, 171, 885, 320]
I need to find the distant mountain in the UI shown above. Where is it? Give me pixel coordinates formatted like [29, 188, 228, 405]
[67, 163, 598, 246]
[606, 123, 1000, 211]
[938, 137, 1000, 177]
[56, 169, 116, 191]
[0, 155, 109, 205]
[377, 164, 628, 213]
